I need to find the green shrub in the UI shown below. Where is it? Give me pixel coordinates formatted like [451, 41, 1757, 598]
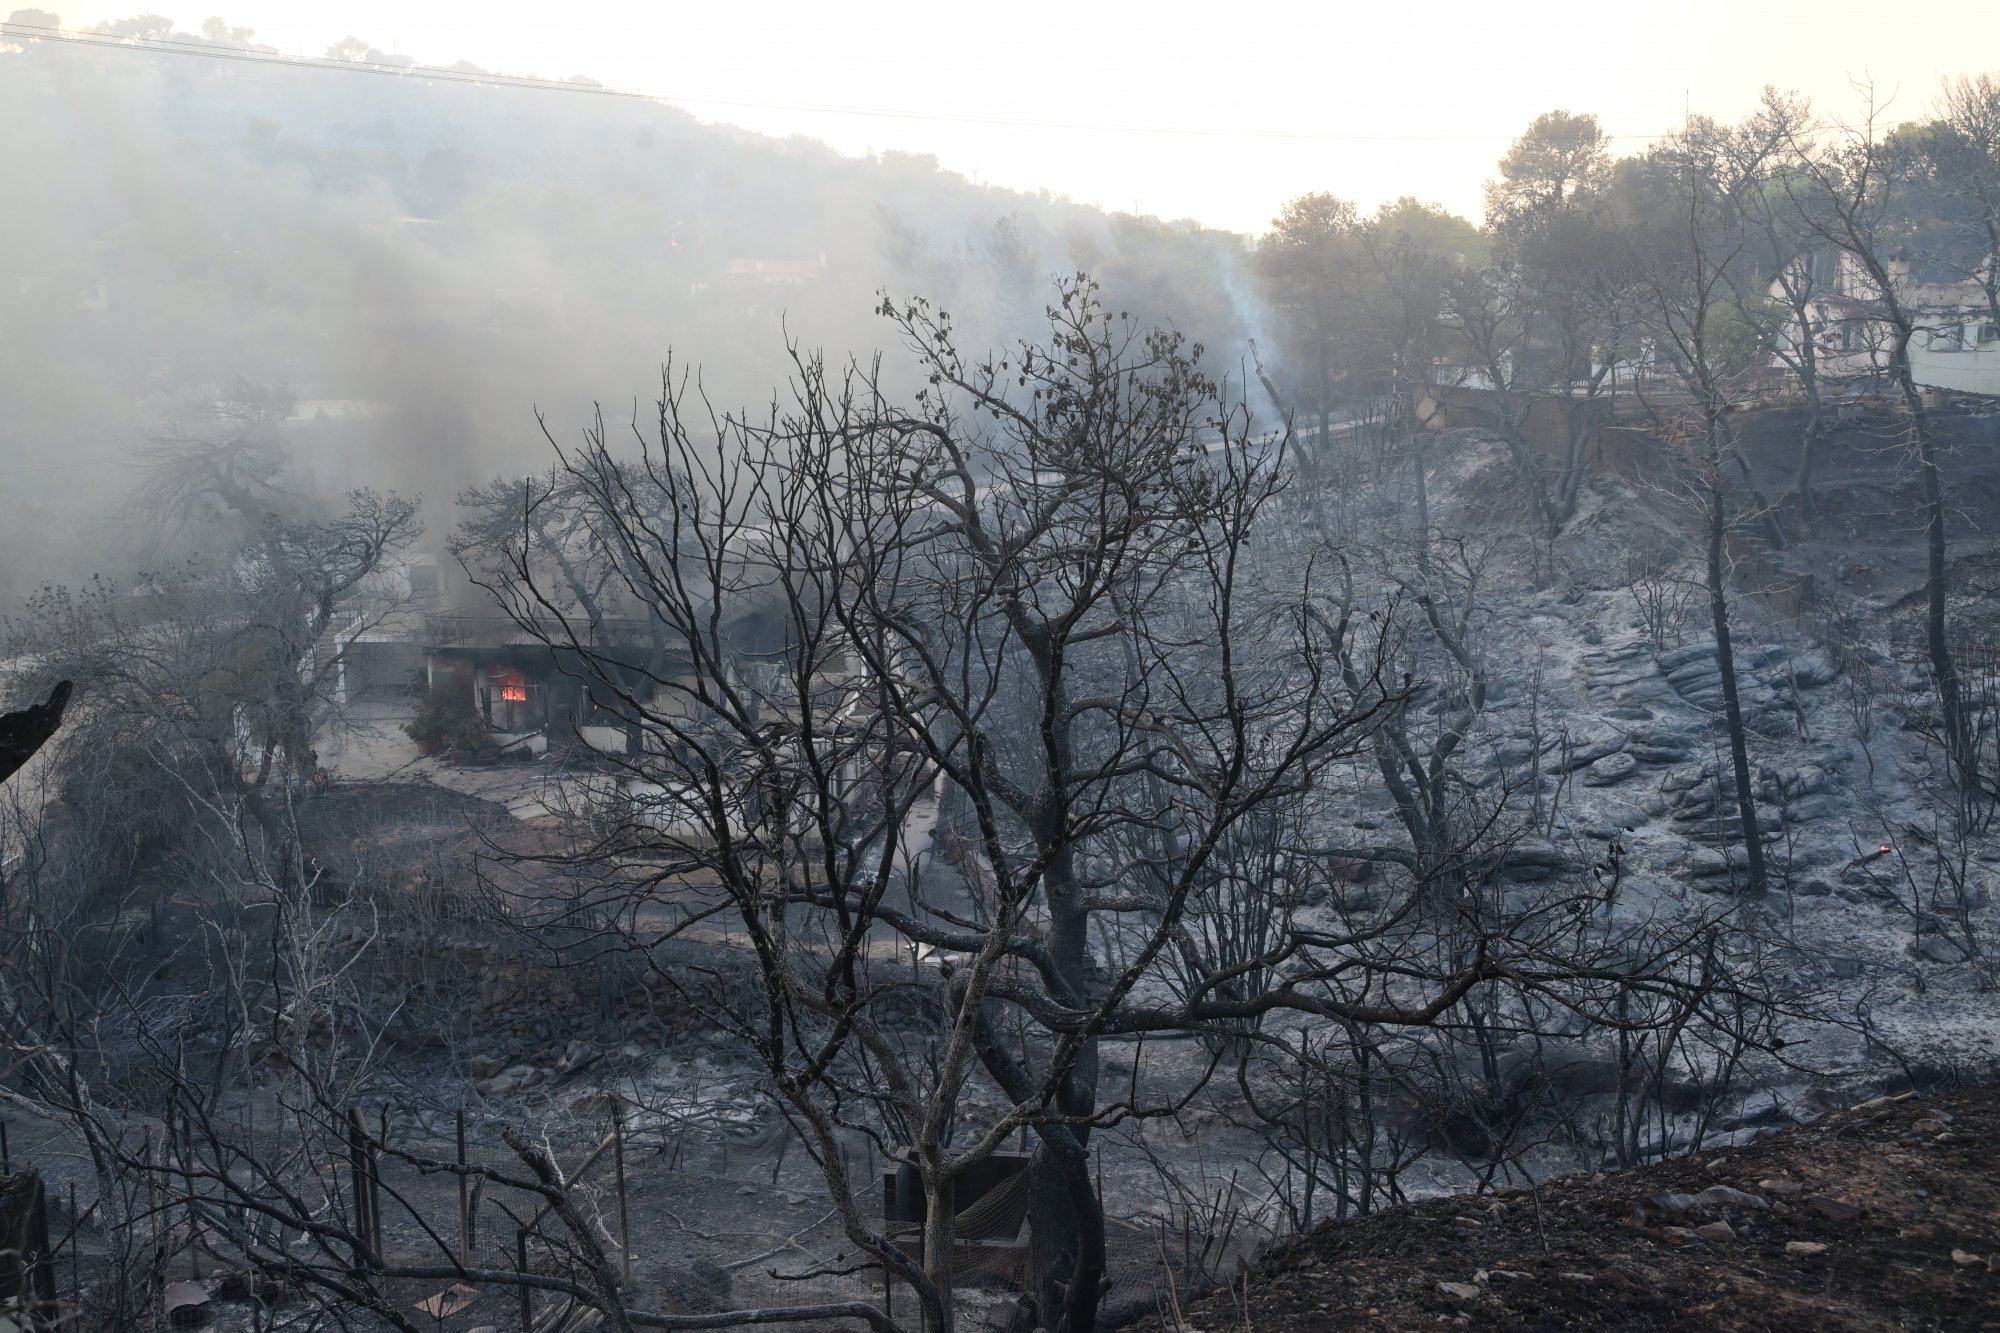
[404, 685, 486, 751]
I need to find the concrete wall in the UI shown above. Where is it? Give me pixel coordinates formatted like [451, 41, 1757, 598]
[1912, 337, 2000, 395]
[1420, 387, 1626, 457]
[1418, 387, 1818, 612]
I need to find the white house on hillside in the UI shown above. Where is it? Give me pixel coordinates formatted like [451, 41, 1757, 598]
[1771, 249, 2000, 396]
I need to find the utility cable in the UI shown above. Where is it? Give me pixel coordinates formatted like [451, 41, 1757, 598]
[0, 20, 1679, 146]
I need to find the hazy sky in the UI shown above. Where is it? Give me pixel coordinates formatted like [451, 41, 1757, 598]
[36, 1, 2000, 233]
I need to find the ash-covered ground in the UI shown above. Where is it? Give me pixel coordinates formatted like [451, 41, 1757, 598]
[53, 409, 1995, 1332]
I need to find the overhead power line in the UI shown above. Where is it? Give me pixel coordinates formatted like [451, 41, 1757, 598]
[0, 452, 129, 479]
[0, 20, 1680, 146]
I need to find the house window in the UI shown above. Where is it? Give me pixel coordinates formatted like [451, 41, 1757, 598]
[488, 669, 540, 731]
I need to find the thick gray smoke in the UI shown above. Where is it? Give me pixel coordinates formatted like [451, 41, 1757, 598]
[0, 16, 1262, 602]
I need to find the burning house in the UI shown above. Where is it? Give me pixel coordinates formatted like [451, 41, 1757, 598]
[419, 610, 662, 748]
[416, 591, 802, 757]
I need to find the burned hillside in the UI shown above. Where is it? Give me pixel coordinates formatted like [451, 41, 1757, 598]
[4, 19, 2000, 1333]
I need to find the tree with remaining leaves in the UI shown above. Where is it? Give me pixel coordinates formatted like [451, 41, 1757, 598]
[1925, 74, 2000, 328]
[1255, 194, 1479, 543]
[1431, 112, 1645, 548]
[1345, 201, 1480, 535]
[1438, 259, 1550, 525]
[1730, 90, 1842, 525]
[1255, 193, 1362, 460]
[1354, 199, 1483, 430]
[1502, 114, 1646, 531]
[1484, 111, 1613, 227]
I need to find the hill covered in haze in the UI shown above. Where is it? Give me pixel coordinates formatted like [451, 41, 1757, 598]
[0, 12, 1260, 599]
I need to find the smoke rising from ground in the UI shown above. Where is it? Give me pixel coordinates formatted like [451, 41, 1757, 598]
[0, 15, 1258, 600]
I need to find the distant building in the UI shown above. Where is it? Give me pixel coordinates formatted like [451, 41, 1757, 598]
[352, 283, 569, 336]
[719, 255, 825, 286]
[693, 254, 827, 301]
[1770, 249, 2000, 396]
[287, 397, 388, 422]
[412, 574, 812, 757]
[419, 611, 654, 738]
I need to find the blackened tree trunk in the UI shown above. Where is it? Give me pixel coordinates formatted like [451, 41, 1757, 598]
[1317, 337, 1334, 470]
[1782, 92, 1968, 791]
[1702, 431, 1769, 895]
[1882, 328, 1966, 790]
[1795, 397, 1824, 528]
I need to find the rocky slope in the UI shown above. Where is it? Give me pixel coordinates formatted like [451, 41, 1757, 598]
[1368, 422, 2000, 1098]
